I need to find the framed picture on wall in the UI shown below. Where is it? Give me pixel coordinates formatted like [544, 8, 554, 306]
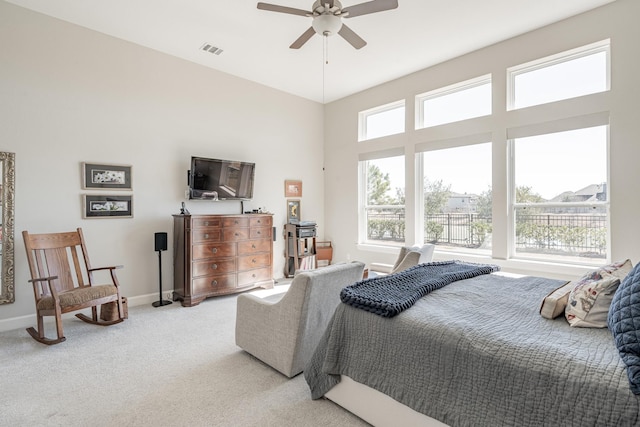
[284, 180, 302, 197]
[287, 199, 300, 223]
[83, 195, 133, 218]
[82, 162, 132, 190]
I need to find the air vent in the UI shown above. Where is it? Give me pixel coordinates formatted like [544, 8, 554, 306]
[200, 43, 223, 55]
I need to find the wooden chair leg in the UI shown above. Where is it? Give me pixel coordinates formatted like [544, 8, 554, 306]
[26, 313, 66, 345]
[54, 309, 64, 342]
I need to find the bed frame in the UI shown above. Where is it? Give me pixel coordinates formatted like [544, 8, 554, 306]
[325, 375, 448, 427]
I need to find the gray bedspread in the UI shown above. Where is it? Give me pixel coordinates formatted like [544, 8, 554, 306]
[304, 273, 640, 427]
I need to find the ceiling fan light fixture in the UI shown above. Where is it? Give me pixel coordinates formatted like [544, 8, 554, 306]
[312, 14, 342, 36]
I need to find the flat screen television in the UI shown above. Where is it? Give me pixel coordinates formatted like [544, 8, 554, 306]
[188, 156, 255, 200]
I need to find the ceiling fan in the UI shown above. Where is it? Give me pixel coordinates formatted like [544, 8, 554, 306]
[257, 0, 398, 50]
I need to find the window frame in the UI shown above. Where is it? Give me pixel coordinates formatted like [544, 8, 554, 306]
[358, 150, 406, 247]
[507, 123, 610, 264]
[415, 74, 492, 129]
[507, 39, 610, 111]
[416, 139, 493, 257]
[358, 100, 406, 142]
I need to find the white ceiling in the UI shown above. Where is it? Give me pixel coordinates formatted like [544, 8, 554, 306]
[6, 0, 615, 103]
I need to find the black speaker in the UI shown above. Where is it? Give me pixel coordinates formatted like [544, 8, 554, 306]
[273, 226, 276, 241]
[153, 232, 172, 308]
[155, 232, 168, 252]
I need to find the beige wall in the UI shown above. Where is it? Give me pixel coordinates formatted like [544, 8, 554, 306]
[0, 2, 324, 329]
[323, 0, 640, 280]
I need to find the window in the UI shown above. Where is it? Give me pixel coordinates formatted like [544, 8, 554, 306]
[359, 154, 405, 246]
[416, 75, 491, 128]
[419, 143, 492, 255]
[508, 41, 609, 110]
[358, 100, 405, 141]
[511, 126, 608, 264]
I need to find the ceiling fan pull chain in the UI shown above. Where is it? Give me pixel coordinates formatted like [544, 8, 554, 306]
[324, 33, 329, 64]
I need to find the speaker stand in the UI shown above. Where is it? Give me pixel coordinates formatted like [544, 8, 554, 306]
[152, 249, 172, 307]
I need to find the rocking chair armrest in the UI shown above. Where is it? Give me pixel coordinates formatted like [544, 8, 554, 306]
[28, 275, 60, 300]
[28, 275, 59, 284]
[88, 265, 123, 272]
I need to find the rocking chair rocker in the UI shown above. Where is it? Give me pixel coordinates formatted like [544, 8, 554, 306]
[22, 228, 125, 345]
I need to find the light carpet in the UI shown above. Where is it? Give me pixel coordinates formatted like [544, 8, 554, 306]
[0, 291, 368, 427]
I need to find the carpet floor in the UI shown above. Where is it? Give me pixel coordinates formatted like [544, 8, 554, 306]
[0, 292, 369, 427]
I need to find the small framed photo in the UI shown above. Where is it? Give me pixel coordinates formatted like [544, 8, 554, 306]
[82, 163, 132, 190]
[284, 180, 302, 197]
[287, 199, 301, 223]
[83, 195, 133, 218]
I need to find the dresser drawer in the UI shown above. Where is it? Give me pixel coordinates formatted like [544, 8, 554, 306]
[192, 258, 236, 278]
[250, 226, 271, 240]
[222, 217, 249, 228]
[193, 274, 236, 294]
[192, 229, 222, 243]
[250, 216, 272, 228]
[238, 253, 271, 271]
[192, 217, 222, 228]
[237, 239, 271, 255]
[223, 228, 250, 241]
[237, 267, 271, 287]
[192, 242, 236, 260]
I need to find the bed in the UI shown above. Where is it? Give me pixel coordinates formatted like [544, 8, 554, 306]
[304, 266, 640, 427]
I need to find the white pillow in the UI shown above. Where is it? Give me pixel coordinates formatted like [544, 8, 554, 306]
[391, 244, 435, 272]
[391, 251, 421, 274]
[539, 281, 574, 319]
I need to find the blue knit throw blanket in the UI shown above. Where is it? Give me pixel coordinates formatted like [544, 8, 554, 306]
[340, 260, 500, 317]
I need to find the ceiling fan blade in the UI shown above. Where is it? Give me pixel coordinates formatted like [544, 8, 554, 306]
[342, 0, 398, 18]
[338, 24, 367, 49]
[257, 2, 310, 17]
[290, 27, 316, 49]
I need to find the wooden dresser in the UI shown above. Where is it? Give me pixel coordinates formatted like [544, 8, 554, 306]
[172, 214, 274, 307]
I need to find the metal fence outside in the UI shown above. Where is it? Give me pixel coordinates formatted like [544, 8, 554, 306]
[366, 207, 607, 257]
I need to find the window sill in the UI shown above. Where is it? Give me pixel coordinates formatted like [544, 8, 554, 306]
[357, 243, 597, 281]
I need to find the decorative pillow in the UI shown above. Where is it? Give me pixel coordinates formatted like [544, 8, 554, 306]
[392, 246, 413, 271]
[539, 281, 573, 319]
[598, 259, 633, 281]
[391, 251, 421, 274]
[391, 244, 435, 272]
[608, 261, 640, 395]
[565, 259, 633, 328]
[414, 244, 435, 264]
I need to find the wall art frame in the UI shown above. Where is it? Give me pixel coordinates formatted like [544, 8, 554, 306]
[284, 180, 302, 197]
[83, 194, 133, 218]
[287, 199, 300, 223]
[82, 162, 132, 190]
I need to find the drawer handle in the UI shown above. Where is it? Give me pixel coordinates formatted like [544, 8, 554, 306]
[212, 248, 218, 254]
[204, 233, 209, 239]
[251, 244, 256, 249]
[257, 219, 262, 224]
[252, 258, 257, 264]
[256, 231, 261, 235]
[211, 280, 218, 286]
[204, 221, 210, 226]
[234, 220, 239, 224]
[252, 274, 256, 278]
[235, 232, 239, 237]
[211, 263, 218, 270]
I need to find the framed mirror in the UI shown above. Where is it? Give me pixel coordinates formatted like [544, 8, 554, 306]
[0, 152, 15, 304]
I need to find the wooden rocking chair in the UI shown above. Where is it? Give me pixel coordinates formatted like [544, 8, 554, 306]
[22, 228, 125, 345]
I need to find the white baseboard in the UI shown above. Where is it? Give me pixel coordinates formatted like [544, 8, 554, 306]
[0, 292, 161, 333]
